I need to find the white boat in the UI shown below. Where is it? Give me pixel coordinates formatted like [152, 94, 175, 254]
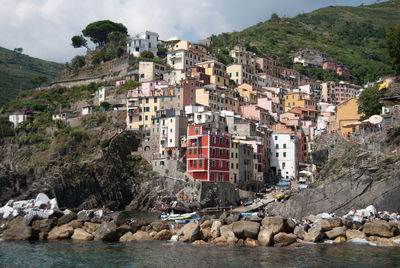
[159, 212, 197, 221]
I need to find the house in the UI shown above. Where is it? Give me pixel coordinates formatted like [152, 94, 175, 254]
[52, 111, 74, 121]
[236, 84, 258, 104]
[195, 85, 240, 114]
[322, 61, 350, 78]
[284, 92, 317, 112]
[270, 133, 299, 179]
[196, 60, 230, 88]
[127, 31, 159, 57]
[167, 40, 209, 72]
[230, 45, 257, 72]
[230, 139, 254, 185]
[82, 106, 95, 116]
[8, 112, 31, 128]
[299, 83, 322, 102]
[292, 49, 326, 67]
[227, 64, 259, 87]
[321, 81, 362, 105]
[188, 66, 210, 85]
[138, 60, 166, 82]
[335, 98, 363, 134]
[186, 125, 230, 182]
[240, 105, 274, 129]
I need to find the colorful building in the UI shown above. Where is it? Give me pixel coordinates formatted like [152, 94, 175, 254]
[336, 98, 363, 134]
[284, 92, 317, 112]
[186, 125, 230, 182]
[196, 60, 229, 88]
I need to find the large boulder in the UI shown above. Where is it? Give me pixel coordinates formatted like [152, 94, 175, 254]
[346, 229, 367, 240]
[71, 228, 94, 241]
[69, 220, 84, 229]
[84, 222, 100, 234]
[151, 221, 169, 232]
[109, 212, 127, 227]
[244, 237, 259, 247]
[232, 221, 260, 239]
[220, 224, 238, 244]
[178, 221, 201, 243]
[257, 227, 273, 246]
[319, 218, 342, 232]
[211, 220, 222, 238]
[77, 210, 94, 222]
[201, 227, 212, 241]
[273, 232, 297, 247]
[47, 224, 74, 240]
[32, 219, 57, 233]
[57, 210, 77, 226]
[225, 214, 240, 225]
[325, 226, 347, 240]
[132, 230, 154, 241]
[93, 221, 118, 242]
[3, 226, 38, 241]
[154, 229, 172, 240]
[294, 225, 307, 240]
[119, 232, 135, 242]
[367, 236, 400, 247]
[304, 224, 325, 242]
[200, 220, 212, 230]
[363, 221, 398, 238]
[261, 216, 284, 234]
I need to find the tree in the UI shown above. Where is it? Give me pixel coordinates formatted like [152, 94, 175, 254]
[270, 13, 280, 22]
[107, 31, 127, 46]
[70, 56, 86, 71]
[140, 50, 154, 59]
[82, 20, 127, 47]
[358, 85, 382, 119]
[30, 76, 48, 87]
[71, 35, 88, 48]
[386, 22, 400, 74]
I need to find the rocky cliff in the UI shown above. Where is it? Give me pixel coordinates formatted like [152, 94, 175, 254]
[265, 127, 400, 219]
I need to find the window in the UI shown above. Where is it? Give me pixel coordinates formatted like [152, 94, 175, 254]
[194, 148, 197, 155]
[283, 144, 286, 149]
[226, 162, 229, 168]
[219, 138, 223, 144]
[195, 127, 199, 134]
[212, 148, 216, 155]
[226, 150, 229, 156]
[139, 115, 142, 121]
[274, 136, 278, 140]
[189, 149, 192, 155]
[276, 144, 279, 149]
[231, 163, 234, 169]
[276, 152, 279, 157]
[199, 160, 202, 167]
[231, 152, 234, 158]
[283, 152, 286, 157]
[236, 163, 239, 169]
[212, 160, 215, 167]
[213, 137, 216, 143]
[194, 160, 197, 167]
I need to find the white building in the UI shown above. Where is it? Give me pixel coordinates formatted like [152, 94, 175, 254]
[270, 133, 298, 179]
[82, 106, 94, 116]
[127, 31, 159, 57]
[292, 49, 326, 67]
[8, 114, 28, 128]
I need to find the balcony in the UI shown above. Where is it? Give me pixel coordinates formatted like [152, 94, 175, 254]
[187, 142, 200, 148]
[128, 109, 140, 115]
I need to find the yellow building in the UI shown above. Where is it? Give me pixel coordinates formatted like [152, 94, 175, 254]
[284, 92, 317, 112]
[227, 64, 259, 87]
[196, 60, 229, 87]
[230, 45, 256, 72]
[236, 83, 258, 104]
[336, 98, 363, 134]
[196, 87, 240, 114]
[126, 89, 177, 131]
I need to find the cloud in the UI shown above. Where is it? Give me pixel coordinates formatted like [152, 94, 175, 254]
[0, 0, 379, 63]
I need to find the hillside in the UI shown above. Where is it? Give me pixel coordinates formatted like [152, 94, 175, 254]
[211, 0, 400, 85]
[0, 47, 64, 107]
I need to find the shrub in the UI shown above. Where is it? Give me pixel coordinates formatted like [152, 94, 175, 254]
[100, 138, 110, 149]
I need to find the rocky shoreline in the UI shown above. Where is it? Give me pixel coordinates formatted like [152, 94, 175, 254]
[1, 207, 400, 248]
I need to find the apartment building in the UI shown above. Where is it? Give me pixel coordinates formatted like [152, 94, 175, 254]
[284, 92, 317, 112]
[230, 139, 254, 184]
[127, 31, 158, 57]
[196, 85, 240, 114]
[196, 60, 230, 88]
[270, 133, 299, 179]
[321, 81, 362, 105]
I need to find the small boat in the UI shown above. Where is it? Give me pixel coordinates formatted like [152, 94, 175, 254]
[274, 193, 283, 199]
[241, 212, 257, 217]
[160, 212, 197, 221]
[174, 218, 200, 224]
[243, 201, 253, 206]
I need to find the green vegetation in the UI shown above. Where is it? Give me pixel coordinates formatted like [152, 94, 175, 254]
[0, 47, 64, 106]
[140, 50, 154, 59]
[80, 20, 128, 47]
[211, 0, 400, 85]
[386, 21, 400, 74]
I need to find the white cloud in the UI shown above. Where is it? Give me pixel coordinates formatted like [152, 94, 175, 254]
[0, 0, 379, 63]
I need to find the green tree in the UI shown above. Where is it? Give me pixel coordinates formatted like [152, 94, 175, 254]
[270, 13, 280, 22]
[71, 35, 88, 48]
[82, 20, 127, 47]
[107, 31, 127, 46]
[358, 85, 382, 118]
[386, 22, 400, 74]
[140, 50, 154, 59]
[70, 56, 86, 71]
[30, 76, 48, 87]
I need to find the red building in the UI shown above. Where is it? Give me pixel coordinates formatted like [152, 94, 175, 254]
[176, 79, 200, 109]
[188, 66, 210, 85]
[187, 125, 230, 182]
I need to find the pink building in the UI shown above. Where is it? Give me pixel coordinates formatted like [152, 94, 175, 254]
[322, 61, 350, 78]
[240, 105, 273, 129]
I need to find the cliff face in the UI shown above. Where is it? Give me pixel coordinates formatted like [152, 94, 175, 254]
[266, 128, 400, 219]
[0, 131, 142, 210]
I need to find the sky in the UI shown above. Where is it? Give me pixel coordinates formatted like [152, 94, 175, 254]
[0, 0, 381, 63]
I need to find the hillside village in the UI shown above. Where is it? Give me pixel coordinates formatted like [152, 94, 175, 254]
[5, 29, 398, 192]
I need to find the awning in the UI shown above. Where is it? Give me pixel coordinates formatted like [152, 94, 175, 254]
[378, 82, 387, 91]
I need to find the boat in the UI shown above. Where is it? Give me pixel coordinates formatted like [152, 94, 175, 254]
[160, 212, 197, 221]
[241, 212, 258, 217]
[274, 193, 283, 199]
[174, 218, 200, 224]
[243, 201, 253, 206]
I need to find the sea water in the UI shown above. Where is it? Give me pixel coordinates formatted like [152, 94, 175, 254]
[1, 240, 399, 268]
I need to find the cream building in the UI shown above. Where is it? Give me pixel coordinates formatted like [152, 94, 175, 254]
[196, 60, 229, 87]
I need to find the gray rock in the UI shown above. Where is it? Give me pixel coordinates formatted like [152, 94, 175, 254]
[319, 218, 342, 232]
[32, 218, 57, 233]
[211, 220, 222, 238]
[220, 224, 238, 244]
[154, 229, 172, 240]
[261, 216, 284, 234]
[325, 226, 347, 239]
[178, 221, 201, 243]
[257, 227, 273, 246]
[77, 210, 94, 222]
[131, 230, 154, 241]
[225, 214, 240, 225]
[3, 226, 38, 241]
[93, 221, 118, 242]
[363, 221, 398, 238]
[232, 221, 260, 239]
[304, 224, 325, 242]
[346, 229, 366, 240]
[273, 232, 297, 247]
[57, 210, 77, 226]
[294, 225, 307, 240]
[47, 224, 74, 240]
[150, 221, 169, 232]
